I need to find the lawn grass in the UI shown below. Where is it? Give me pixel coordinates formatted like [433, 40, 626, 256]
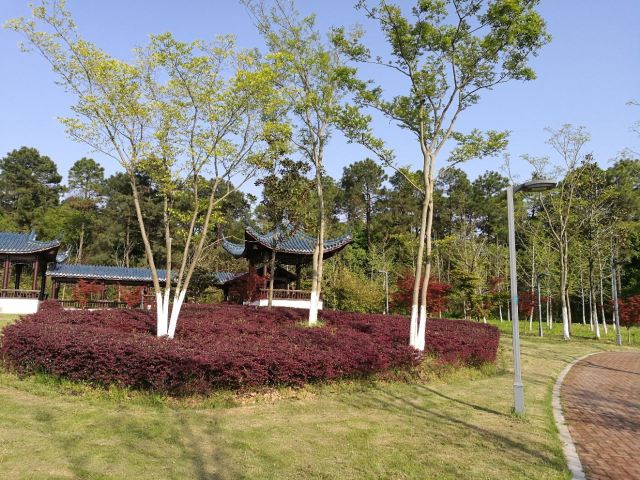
[0, 314, 19, 331]
[486, 316, 640, 346]
[0, 317, 637, 479]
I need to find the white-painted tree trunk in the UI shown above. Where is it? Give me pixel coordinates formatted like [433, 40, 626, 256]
[561, 303, 570, 340]
[499, 304, 503, 322]
[592, 299, 601, 339]
[156, 292, 168, 337]
[409, 304, 418, 347]
[308, 291, 319, 325]
[415, 305, 427, 351]
[589, 289, 594, 331]
[167, 289, 186, 339]
[599, 271, 608, 335]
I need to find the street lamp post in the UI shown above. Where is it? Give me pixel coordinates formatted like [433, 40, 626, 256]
[507, 179, 556, 415]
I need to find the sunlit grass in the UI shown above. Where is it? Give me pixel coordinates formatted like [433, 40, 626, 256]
[0, 314, 19, 330]
[486, 316, 640, 346]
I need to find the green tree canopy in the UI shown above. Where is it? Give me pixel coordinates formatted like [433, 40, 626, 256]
[0, 146, 63, 230]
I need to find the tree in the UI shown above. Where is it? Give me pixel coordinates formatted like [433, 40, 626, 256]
[67, 157, 105, 262]
[618, 296, 640, 344]
[8, 2, 282, 337]
[340, 158, 386, 249]
[0, 146, 63, 230]
[244, 0, 355, 325]
[527, 125, 591, 339]
[333, 0, 549, 350]
[90, 172, 164, 267]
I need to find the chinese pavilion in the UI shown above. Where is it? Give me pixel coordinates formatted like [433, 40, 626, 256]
[0, 230, 168, 313]
[0, 231, 61, 314]
[219, 223, 352, 308]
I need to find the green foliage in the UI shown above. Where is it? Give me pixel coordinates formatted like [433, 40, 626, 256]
[0, 147, 63, 230]
[323, 268, 385, 313]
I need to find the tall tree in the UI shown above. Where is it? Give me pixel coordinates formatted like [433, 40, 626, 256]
[67, 157, 105, 262]
[245, 0, 354, 325]
[526, 124, 591, 339]
[340, 158, 386, 249]
[9, 2, 282, 337]
[0, 146, 63, 230]
[333, 0, 549, 349]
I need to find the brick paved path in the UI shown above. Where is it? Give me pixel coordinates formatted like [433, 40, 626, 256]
[562, 352, 640, 480]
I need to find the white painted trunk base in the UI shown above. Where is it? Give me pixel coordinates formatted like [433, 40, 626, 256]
[308, 291, 319, 325]
[561, 305, 570, 340]
[156, 292, 168, 337]
[409, 304, 418, 347]
[415, 305, 427, 351]
[167, 290, 186, 339]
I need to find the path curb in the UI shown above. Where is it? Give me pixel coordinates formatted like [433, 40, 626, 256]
[552, 352, 595, 480]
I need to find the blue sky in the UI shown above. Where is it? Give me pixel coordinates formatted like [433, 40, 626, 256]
[1, 0, 639, 191]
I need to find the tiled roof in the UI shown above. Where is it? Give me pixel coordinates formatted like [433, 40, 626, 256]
[221, 238, 246, 258]
[0, 231, 60, 254]
[212, 265, 297, 286]
[46, 263, 167, 283]
[212, 271, 243, 285]
[222, 225, 352, 258]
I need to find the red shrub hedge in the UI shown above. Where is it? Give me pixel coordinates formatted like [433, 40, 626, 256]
[0, 304, 499, 394]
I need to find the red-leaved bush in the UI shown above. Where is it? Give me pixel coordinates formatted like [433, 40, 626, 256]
[0, 304, 499, 394]
[392, 273, 452, 314]
[72, 280, 106, 308]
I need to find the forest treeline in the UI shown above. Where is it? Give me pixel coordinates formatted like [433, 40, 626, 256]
[2, 138, 639, 327]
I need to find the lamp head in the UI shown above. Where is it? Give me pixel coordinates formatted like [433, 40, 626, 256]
[515, 179, 557, 193]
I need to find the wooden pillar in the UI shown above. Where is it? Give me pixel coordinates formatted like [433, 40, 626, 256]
[295, 264, 301, 290]
[32, 259, 39, 291]
[2, 259, 11, 291]
[39, 263, 47, 300]
[14, 263, 23, 290]
[52, 280, 60, 299]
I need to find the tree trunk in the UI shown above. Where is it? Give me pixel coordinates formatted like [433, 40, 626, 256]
[598, 257, 608, 334]
[589, 259, 600, 339]
[409, 189, 429, 346]
[128, 175, 166, 337]
[308, 158, 325, 326]
[580, 269, 587, 325]
[416, 193, 434, 351]
[529, 243, 535, 332]
[560, 249, 571, 340]
[77, 222, 85, 264]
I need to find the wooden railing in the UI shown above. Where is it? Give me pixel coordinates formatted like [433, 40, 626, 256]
[258, 289, 317, 300]
[59, 299, 131, 309]
[0, 289, 40, 299]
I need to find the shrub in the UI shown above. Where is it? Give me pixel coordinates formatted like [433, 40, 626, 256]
[0, 305, 499, 394]
[71, 280, 105, 307]
[618, 296, 640, 343]
[323, 269, 385, 313]
[392, 272, 452, 315]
